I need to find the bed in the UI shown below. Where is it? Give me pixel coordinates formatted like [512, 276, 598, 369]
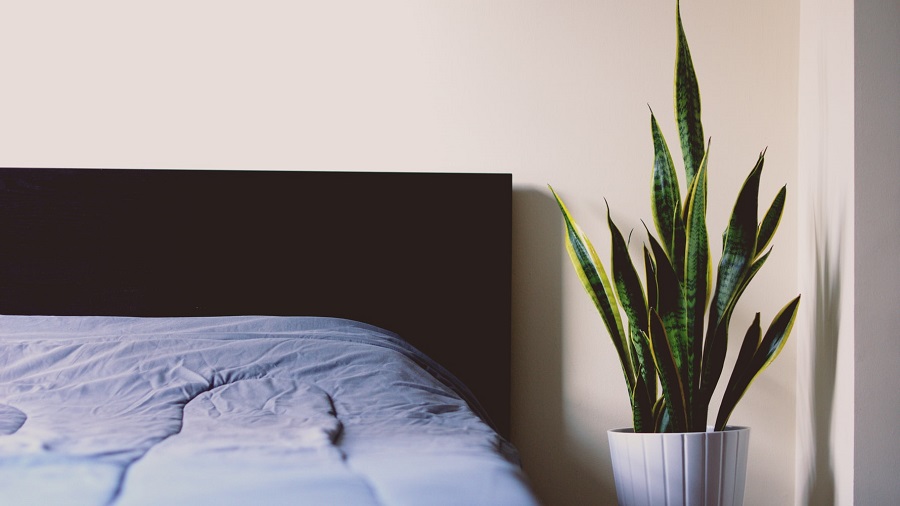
[0, 168, 536, 505]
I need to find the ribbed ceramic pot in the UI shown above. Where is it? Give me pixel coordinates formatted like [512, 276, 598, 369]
[607, 426, 750, 506]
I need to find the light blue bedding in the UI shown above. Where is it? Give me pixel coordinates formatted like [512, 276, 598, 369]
[0, 316, 537, 505]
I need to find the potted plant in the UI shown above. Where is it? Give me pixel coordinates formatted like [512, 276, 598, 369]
[550, 2, 800, 505]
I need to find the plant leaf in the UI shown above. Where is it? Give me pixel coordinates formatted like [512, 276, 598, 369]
[750, 296, 801, 374]
[650, 111, 685, 274]
[652, 397, 671, 432]
[700, 247, 772, 407]
[648, 310, 688, 432]
[631, 373, 654, 433]
[675, 0, 705, 184]
[715, 296, 801, 429]
[646, 231, 689, 413]
[756, 185, 786, 257]
[641, 247, 659, 403]
[608, 208, 649, 335]
[550, 187, 635, 390]
[719, 313, 762, 418]
[608, 210, 657, 405]
[683, 142, 710, 417]
[701, 153, 764, 404]
[634, 327, 657, 407]
[709, 152, 763, 326]
[644, 246, 658, 312]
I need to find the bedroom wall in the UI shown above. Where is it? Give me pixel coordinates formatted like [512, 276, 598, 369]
[0, 1, 800, 505]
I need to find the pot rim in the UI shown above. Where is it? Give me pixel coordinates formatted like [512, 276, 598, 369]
[608, 425, 749, 435]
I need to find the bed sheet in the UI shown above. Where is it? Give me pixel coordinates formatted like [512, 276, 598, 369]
[0, 315, 536, 506]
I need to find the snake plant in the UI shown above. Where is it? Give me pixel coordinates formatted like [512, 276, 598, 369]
[550, 1, 800, 433]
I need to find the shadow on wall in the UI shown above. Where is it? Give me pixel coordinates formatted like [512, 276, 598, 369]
[802, 217, 843, 505]
[511, 188, 617, 506]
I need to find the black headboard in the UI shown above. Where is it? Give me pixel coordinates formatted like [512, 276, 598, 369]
[0, 168, 511, 436]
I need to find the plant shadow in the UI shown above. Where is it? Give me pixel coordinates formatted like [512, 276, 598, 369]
[803, 220, 842, 505]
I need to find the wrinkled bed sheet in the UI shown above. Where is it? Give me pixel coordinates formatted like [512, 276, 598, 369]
[0, 316, 536, 505]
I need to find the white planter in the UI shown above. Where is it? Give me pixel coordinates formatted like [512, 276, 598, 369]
[607, 426, 750, 506]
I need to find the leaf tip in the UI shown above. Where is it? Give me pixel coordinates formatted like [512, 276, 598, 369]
[640, 219, 652, 236]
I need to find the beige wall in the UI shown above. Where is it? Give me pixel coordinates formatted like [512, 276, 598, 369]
[0, 2, 801, 504]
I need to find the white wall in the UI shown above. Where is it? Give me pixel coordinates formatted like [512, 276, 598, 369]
[0, 2, 801, 504]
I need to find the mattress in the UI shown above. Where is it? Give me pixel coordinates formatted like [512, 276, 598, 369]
[0, 315, 537, 505]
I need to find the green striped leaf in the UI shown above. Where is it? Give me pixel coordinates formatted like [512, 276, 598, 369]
[675, 0, 705, 184]
[608, 209, 649, 336]
[550, 187, 635, 390]
[734, 313, 763, 387]
[648, 310, 688, 432]
[630, 326, 657, 407]
[756, 185, 786, 257]
[710, 152, 764, 325]
[699, 155, 765, 405]
[644, 246, 658, 312]
[652, 397, 671, 432]
[753, 296, 801, 369]
[645, 230, 692, 428]
[719, 313, 762, 422]
[715, 296, 801, 429]
[700, 248, 772, 407]
[683, 143, 710, 413]
[650, 111, 685, 273]
[646, 232, 689, 396]
[711, 153, 763, 322]
[631, 373, 654, 433]
[608, 211, 656, 404]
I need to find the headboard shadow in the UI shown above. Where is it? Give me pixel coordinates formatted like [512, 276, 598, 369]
[0, 168, 511, 436]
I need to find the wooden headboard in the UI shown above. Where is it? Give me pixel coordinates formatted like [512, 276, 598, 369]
[0, 168, 512, 436]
